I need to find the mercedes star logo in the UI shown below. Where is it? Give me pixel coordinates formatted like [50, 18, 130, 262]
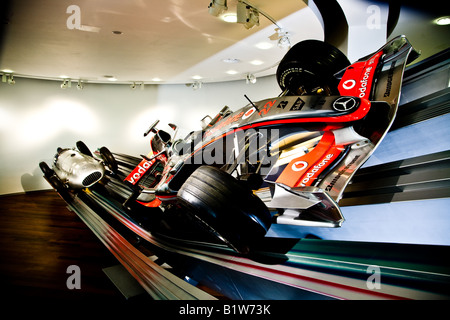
[332, 96, 358, 112]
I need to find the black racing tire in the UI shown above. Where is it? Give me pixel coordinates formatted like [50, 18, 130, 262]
[76, 140, 93, 157]
[177, 166, 272, 253]
[276, 39, 350, 95]
[39, 161, 53, 178]
[48, 175, 65, 192]
[99, 146, 118, 173]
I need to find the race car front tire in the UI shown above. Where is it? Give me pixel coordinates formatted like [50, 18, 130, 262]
[276, 39, 350, 95]
[49, 175, 66, 193]
[177, 166, 272, 254]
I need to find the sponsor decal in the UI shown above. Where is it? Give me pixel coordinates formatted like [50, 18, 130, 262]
[300, 153, 334, 187]
[383, 60, 396, 97]
[357, 66, 373, 98]
[325, 155, 361, 191]
[125, 154, 165, 185]
[339, 51, 382, 99]
[258, 99, 276, 116]
[203, 99, 277, 138]
[342, 79, 356, 90]
[332, 97, 358, 112]
[289, 97, 305, 111]
[277, 100, 289, 109]
[292, 160, 308, 172]
[203, 111, 244, 138]
[126, 160, 153, 184]
[357, 52, 382, 98]
[242, 107, 256, 119]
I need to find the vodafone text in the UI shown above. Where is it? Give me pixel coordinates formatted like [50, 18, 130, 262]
[127, 160, 153, 184]
[299, 153, 334, 187]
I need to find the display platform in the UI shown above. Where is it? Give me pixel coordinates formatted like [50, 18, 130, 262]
[38, 45, 450, 300]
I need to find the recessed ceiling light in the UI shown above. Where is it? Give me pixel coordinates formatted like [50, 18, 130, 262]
[221, 13, 237, 23]
[192, 75, 203, 80]
[222, 58, 240, 64]
[250, 59, 264, 65]
[104, 75, 117, 81]
[434, 16, 450, 25]
[226, 70, 238, 75]
[255, 42, 274, 50]
[152, 77, 162, 82]
[2, 69, 14, 73]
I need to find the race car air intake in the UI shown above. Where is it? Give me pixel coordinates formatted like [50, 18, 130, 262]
[82, 171, 102, 187]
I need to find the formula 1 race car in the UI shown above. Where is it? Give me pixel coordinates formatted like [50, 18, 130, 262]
[39, 141, 117, 193]
[41, 36, 418, 253]
[120, 36, 418, 253]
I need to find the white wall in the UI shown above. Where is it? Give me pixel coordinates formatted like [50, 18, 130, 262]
[0, 76, 280, 195]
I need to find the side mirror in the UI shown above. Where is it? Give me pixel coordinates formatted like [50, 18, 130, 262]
[200, 115, 212, 130]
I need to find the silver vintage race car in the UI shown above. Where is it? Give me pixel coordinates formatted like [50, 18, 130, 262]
[39, 141, 117, 192]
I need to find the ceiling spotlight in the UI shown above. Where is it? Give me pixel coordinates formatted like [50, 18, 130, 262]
[104, 75, 117, 82]
[434, 16, 450, 25]
[191, 81, 203, 90]
[61, 79, 71, 89]
[246, 73, 256, 84]
[278, 35, 291, 49]
[221, 13, 237, 23]
[255, 42, 274, 50]
[269, 28, 291, 49]
[250, 59, 264, 66]
[76, 80, 84, 90]
[130, 82, 137, 90]
[208, 0, 227, 17]
[7, 74, 15, 85]
[237, 1, 259, 29]
[222, 58, 240, 64]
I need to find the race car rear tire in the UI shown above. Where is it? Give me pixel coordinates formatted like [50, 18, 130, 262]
[40, 161, 66, 194]
[177, 166, 272, 253]
[39, 161, 53, 178]
[100, 146, 118, 173]
[276, 39, 350, 95]
[76, 140, 93, 157]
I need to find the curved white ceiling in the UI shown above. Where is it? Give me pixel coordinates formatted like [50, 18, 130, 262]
[0, 0, 448, 85]
[0, 0, 323, 84]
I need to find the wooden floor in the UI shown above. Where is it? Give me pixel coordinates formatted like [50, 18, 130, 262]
[0, 190, 143, 304]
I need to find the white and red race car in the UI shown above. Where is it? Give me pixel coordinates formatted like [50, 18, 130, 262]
[43, 36, 418, 253]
